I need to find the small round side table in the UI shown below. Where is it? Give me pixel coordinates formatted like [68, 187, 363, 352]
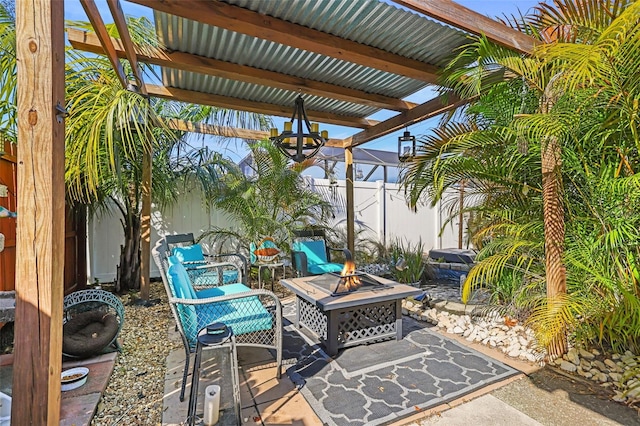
[187, 323, 241, 426]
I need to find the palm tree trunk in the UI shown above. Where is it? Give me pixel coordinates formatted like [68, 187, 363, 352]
[116, 211, 141, 293]
[541, 75, 567, 358]
[541, 134, 568, 358]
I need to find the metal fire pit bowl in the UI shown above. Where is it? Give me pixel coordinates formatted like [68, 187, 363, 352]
[309, 272, 388, 296]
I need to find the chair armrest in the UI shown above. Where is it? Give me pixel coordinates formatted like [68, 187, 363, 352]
[327, 247, 350, 263]
[291, 250, 309, 277]
[204, 253, 248, 284]
[185, 262, 241, 288]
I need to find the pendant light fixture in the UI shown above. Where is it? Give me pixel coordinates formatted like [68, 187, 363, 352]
[270, 95, 327, 163]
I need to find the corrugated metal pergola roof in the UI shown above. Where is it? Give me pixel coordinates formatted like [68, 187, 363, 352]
[154, 0, 469, 122]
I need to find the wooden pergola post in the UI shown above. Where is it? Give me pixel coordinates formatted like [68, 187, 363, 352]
[12, 0, 66, 423]
[345, 147, 355, 254]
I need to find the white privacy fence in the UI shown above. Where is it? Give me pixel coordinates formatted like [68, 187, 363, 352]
[87, 178, 465, 283]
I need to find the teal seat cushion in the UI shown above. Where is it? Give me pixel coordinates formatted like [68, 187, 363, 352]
[185, 296, 272, 348]
[308, 263, 343, 275]
[173, 244, 205, 263]
[195, 283, 251, 299]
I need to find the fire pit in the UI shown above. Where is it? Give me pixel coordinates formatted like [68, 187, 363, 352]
[309, 272, 387, 295]
[280, 272, 421, 356]
[308, 254, 388, 295]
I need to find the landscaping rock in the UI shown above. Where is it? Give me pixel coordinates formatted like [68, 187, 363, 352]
[560, 361, 577, 372]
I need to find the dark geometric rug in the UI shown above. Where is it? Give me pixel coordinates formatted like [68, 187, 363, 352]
[280, 303, 519, 426]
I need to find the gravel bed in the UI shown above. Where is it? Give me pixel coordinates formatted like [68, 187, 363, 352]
[91, 281, 179, 426]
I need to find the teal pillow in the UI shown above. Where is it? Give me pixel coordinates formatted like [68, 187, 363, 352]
[167, 258, 198, 341]
[172, 244, 205, 263]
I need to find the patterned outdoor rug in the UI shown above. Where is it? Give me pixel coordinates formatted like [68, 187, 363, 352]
[280, 303, 519, 426]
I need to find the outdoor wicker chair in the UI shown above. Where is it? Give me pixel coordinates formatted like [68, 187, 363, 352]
[153, 237, 282, 402]
[62, 289, 124, 358]
[164, 232, 248, 286]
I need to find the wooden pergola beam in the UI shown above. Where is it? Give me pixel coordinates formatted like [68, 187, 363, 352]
[129, 0, 442, 83]
[106, 0, 147, 95]
[79, 0, 128, 88]
[392, 0, 537, 54]
[147, 85, 378, 129]
[163, 118, 344, 148]
[12, 0, 65, 423]
[343, 93, 471, 148]
[67, 29, 417, 112]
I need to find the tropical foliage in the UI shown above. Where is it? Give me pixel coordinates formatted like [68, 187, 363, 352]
[63, 18, 271, 293]
[400, 0, 640, 355]
[199, 139, 334, 256]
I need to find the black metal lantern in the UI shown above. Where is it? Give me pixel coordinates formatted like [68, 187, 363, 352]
[270, 95, 327, 163]
[398, 129, 416, 162]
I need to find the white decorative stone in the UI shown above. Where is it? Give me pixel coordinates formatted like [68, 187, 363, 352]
[609, 372, 622, 383]
[453, 326, 464, 334]
[592, 360, 607, 372]
[604, 359, 619, 371]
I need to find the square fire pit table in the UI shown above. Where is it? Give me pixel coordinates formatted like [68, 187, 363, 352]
[280, 274, 421, 356]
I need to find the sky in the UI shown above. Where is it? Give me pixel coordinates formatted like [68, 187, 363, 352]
[62, 0, 542, 178]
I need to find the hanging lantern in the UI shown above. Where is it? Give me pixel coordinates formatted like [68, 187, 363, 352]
[398, 129, 416, 162]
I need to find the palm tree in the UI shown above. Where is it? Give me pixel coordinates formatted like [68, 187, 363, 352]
[63, 18, 271, 293]
[401, 0, 640, 357]
[0, 0, 16, 142]
[200, 139, 334, 255]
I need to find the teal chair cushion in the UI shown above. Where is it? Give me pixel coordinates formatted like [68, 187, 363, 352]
[308, 263, 343, 275]
[293, 240, 343, 275]
[195, 296, 272, 339]
[167, 259, 198, 339]
[293, 240, 328, 264]
[167, 258, 197, 299]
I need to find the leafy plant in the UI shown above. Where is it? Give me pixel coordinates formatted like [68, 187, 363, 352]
[200, 140, 334, 256]
[387, 238, 427, 285]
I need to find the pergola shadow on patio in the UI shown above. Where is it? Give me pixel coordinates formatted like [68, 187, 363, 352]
[12, 0, 536, 422]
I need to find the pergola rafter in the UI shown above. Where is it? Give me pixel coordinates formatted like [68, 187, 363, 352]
[67, 28, 417, 112]
[145, 84, 379, 129]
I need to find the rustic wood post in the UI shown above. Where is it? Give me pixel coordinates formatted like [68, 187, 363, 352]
[12, 0, 66, 423]
[345, 147, 355, 254]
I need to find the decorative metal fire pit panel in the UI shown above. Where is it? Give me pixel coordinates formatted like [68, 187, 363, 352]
[336, 301, 397, 345]
[298, 297, 328, 340]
